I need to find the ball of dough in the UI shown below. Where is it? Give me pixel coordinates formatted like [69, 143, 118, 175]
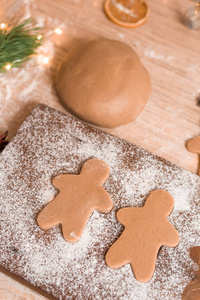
[56, 39, 151, 128]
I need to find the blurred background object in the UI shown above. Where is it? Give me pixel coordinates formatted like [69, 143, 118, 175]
[104, 0, 150, 28]
[184, 0, 200, 29]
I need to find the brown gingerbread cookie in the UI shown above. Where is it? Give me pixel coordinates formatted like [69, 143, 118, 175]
[182, 247, 200, 300]
[187, 135, 200, 175]
[37, 158, 113, 243]
[187, 136, 200, 154]
[105, 190, 180, 283]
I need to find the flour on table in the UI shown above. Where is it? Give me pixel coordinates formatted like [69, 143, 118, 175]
[144, 48, 174, 63]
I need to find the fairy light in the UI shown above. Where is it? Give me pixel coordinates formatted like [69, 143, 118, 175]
[37, 34, 43, 40]
[195, 1, 200, 15]
[42, 56, 50, 65]
[0, 23, 7, 30]
[38, 26, 64, 67]
[54, 28, 63, 35]
[2, 23, 64, 70]
[5, 64, 11, 70]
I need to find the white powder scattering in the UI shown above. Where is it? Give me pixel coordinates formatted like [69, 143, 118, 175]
[134, 41, 140, 47]
[0, 52, 54, 131]
[0, 105, 200, 299]
[118, 32, 124, 39]
[187, 63, 200, 74]
[169, 183, 191, 211]
[144, 49, 174, 63]
[70, 232, 77, 238]
[112, 0, 138, 18]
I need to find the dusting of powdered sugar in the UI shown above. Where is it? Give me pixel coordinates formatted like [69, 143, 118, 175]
[144, 48, 174, 63]
[0, 105, 199, 299]
[111, 0, 138, 18]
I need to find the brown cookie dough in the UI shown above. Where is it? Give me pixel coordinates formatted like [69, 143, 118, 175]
[182, 247, 200, 300]
[56, 39, 151, 128]
[187, 135, 200, 175]
[105, 190, 180, 283]
[187, 135, 200, 154]
[37, 158, 113, 243]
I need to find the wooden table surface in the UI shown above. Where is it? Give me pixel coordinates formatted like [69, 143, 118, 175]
[0, 0, 200, 299]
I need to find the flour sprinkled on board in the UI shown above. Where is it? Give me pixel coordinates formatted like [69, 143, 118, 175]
[144, 48, 174, 63]
[0, 105, 199, 299]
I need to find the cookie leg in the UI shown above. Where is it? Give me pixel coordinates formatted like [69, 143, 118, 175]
[105, 239, 127, 269]
[61, 215, 88, 243]
[132, 252, 157, 283]
[37, 200, 60, 229]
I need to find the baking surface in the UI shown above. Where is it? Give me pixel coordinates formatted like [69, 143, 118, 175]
[0, 105, 199, 300]
[0, 0, 200, 299]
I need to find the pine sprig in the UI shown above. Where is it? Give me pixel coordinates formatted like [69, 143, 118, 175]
[0, 18, 43, 72]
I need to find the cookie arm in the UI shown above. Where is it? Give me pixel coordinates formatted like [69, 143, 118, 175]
[95, 188, 113, 213]
[52, 175, 63, 190]
[52, 174, 75, 190]
[162, 222, 180, 247]
[117, 207, 136, 225]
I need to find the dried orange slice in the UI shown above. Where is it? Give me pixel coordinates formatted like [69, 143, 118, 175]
[104, 0, 150, 28]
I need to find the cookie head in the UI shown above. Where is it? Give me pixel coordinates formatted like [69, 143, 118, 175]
[145, 190, 174, 217]
[81, 158, 110, 184]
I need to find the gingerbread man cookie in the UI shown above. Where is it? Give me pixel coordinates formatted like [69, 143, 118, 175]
[187, 135, 200, 175]
[182, 246, 200, 300]
[37, 158, 113, 243]
[105, 190, 179, 283]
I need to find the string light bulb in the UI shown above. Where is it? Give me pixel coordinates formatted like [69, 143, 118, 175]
[5, 64, 11, 70]
[1, 23, 64, 71]
[37, 34, 43, 40]
[195, 1, 200, 15]
[42, 56, 50, 65]
[54, 28, 63, 35]
[0, 23, 7, 30]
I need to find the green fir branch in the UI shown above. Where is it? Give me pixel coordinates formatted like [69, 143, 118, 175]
[0, 18, 43, 72]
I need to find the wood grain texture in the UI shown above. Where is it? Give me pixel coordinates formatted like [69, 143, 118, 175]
[0, 0, 200, 298]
